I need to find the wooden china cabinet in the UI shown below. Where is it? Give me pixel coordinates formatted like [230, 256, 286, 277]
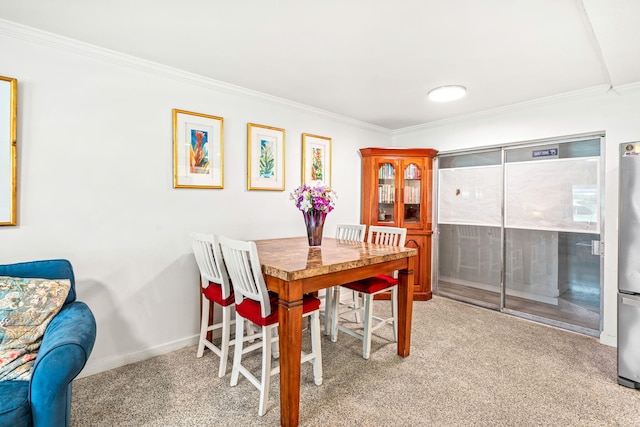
[360, 147, 438, 301]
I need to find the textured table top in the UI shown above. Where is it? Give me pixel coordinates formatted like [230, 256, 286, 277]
[254, 236, 417, 281]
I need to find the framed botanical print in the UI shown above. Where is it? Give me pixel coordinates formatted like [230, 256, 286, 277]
[302, 133, 331, 186]
[0, 75, 17, 226]
[247, 123, 285, 191]
[173, 109, 224, 189]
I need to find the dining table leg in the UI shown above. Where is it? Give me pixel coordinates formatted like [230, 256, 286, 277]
[275, 278, 304, 427]
[396, 255, 415, 357]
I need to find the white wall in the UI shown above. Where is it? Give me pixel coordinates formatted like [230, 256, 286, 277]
[0, 23, 391, 376]
[4, 20, 633, 377]
[394, 84, 640, 346]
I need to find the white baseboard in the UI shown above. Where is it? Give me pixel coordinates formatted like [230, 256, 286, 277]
[600, 331, 617, 347]
[77, 334, 199, 379]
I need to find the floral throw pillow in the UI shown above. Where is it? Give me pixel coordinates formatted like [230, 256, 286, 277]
[0, 277, 70, 381]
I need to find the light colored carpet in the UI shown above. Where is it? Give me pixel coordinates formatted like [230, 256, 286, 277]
[71, 296, 640, 426]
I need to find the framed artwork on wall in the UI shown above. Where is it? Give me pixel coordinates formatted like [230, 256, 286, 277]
[302, 133, 332, 186]
[0, 75, 17, 226]
[247, 123, 285, 191]
[173, 109, 224, 189]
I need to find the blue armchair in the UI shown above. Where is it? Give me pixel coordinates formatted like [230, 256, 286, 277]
[0, 259, 97, 427]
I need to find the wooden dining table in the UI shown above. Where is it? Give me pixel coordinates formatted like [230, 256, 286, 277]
[254, 236, 417, 427]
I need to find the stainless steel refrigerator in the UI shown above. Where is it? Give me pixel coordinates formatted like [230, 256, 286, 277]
[618, 142, 640, 388]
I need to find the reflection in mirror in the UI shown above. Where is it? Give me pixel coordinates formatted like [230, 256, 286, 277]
[0, 76, 17, 226]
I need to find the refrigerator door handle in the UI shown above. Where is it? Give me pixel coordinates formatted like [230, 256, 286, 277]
[621, 294, 640, 308]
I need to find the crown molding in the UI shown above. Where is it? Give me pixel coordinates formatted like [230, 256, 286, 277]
[0, 18, 391, 136]
[609, 80, 640, 95]
[393, 82, 640, 136]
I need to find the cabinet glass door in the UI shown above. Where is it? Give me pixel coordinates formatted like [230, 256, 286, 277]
[403, 163, 421, 223]
[378, 162, 395, 222]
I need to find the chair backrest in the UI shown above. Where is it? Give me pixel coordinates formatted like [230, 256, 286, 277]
[367, 226, 407, 247]
[190, 232, 232, 300]
[219, 236, 272, 318]
[335, 224, 366, 242]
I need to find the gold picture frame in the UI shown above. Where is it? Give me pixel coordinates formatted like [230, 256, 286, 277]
[302, 133, 332, 186]
[173, 109, 224, 189]
[0, 76, 17, 226]
[247, 123, 285, 191]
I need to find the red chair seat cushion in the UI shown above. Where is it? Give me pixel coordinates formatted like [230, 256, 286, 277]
[202, 281, 235, 307]
[342, 275, 397, 294]
[236, 292, 321, 326]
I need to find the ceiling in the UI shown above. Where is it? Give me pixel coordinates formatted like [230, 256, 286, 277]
[1, 0, 639, 130]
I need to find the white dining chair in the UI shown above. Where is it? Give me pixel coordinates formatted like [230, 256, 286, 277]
[219, 236, 323, 416]
[330, 226, 407, 359]
[335, 223, 367, 241]
[190, 232, 236, 378]
[322, 224, 367, 333]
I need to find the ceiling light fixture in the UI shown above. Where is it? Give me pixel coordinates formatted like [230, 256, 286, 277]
[428, 85, 467, 102]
